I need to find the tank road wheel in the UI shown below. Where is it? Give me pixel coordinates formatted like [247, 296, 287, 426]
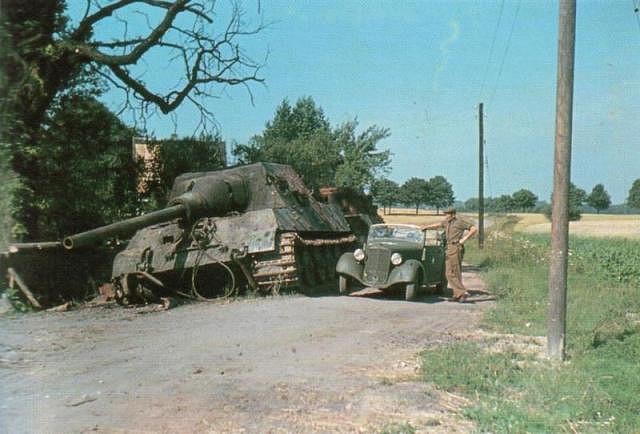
[116, 274, 152, 305]
[338, 275, 349, 295]
[405, 282, 418, 301]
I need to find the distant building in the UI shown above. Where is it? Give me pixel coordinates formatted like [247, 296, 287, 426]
[132, 136, 159, 193]
[131, 135, 228, 194]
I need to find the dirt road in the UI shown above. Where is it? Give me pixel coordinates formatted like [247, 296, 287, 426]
[1, 268, 491, 433]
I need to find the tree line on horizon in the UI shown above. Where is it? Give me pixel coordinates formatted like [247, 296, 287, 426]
[369, 181, 640, 220]
[370, 177, 454, 215]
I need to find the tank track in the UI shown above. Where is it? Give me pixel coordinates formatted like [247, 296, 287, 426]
[252, 232, 356, 292]
[112, 232, 357, 304]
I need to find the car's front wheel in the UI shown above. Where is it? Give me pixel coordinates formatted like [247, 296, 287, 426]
[338, 275, 349, 295]
[405, 282, 418, 301]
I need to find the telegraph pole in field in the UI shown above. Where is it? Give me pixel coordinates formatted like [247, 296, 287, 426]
[478, 103, 484, 249]
[548, 0, 576, 361]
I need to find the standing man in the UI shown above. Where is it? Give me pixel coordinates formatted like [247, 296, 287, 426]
[422, 207, 478, 302]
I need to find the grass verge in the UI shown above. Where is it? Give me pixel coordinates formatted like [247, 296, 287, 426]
[421, 219, 640, 432]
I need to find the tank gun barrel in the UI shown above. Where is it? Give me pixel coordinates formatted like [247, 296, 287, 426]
[63, 204, 186, 250]
[8, 241, 63, 253]
[63, 172, 250, 250]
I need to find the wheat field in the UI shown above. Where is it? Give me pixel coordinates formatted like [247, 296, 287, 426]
[514, 213, 640, 239]
[379, 209, 640, 239]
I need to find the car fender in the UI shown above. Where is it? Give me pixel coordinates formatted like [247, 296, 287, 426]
[336, 252, 364, 280]
[387, 259, 424, 286]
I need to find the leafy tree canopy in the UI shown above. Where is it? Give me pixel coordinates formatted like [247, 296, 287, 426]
[26, 95, 140, 239]
[400, 177, 430, 214]
[426, 175, 454, 213]
[334, 121, 392, 191]
[371, 178, 400, 214]
[493, 194, 516, 213]
[233, 97, 391, 192]
[463, 188, 538, 214]
[569, 183, 587, 212]
[464, 197, 479, 212]
[587, 184, 611, 214]
[512, 189, 538, 212]
[545, 182, 586, 221]
[627, 179, 640, 209]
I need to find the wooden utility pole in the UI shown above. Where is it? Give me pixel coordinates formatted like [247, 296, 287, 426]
[548, 0, 576, 361]
[478, 102, 485, 249]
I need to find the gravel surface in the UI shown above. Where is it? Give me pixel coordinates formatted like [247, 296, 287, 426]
[0, 268, 491, 433]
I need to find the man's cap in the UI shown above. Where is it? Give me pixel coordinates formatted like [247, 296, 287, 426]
[443, 206, 456, 214]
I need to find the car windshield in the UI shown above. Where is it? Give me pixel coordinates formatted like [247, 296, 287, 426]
[368, 225, 424, 243]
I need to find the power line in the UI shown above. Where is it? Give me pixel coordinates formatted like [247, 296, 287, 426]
[488, 0, 522, 105]
[478, 0, 506, 102]
[633, 0, 640, 34]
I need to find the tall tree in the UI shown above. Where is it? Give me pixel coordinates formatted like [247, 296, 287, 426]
[400, 177, 430, 214]
[371, 178, 400, 215]
[334, 121, 391, 191]
[494, 194, 515, 213]
[569, 183, 587, 220]
[512, 189, 538, 212]
[1, 0, 264, 240]
[426, 175, 454, 214]
[587, 184, 611, 214]
[546, 182, 586, 221]
[234, 97, 338, 190]
[234, 97, 391, 192]
[34, 95, 140, 239]
[627, 179, 640, 209]
[464, 197, 479, 212]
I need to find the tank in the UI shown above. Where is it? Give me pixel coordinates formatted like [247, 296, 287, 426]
[61, 163, 365, 304]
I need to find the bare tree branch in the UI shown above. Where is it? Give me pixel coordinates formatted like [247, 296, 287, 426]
[65, 0, 265, 131]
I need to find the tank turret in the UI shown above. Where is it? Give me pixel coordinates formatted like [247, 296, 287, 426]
[62, 173, 249, 249]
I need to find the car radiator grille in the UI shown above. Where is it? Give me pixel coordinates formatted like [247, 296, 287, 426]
[363, 247, 390, 285]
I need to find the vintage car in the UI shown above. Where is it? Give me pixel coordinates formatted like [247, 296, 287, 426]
[336, 223, 447, 300]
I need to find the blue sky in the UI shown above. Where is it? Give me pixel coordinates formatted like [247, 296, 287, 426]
[80, 1, 639, 203]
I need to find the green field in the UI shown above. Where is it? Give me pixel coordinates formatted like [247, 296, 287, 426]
[420, 216, 640, 433]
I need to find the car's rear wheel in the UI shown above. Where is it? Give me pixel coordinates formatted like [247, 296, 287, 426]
[405, 282, 418, 301]
[338, 275, 349, 295]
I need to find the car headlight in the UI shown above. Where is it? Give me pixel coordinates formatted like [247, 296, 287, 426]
[353, 248, 366, 262]
[391, 252, 403, 265]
